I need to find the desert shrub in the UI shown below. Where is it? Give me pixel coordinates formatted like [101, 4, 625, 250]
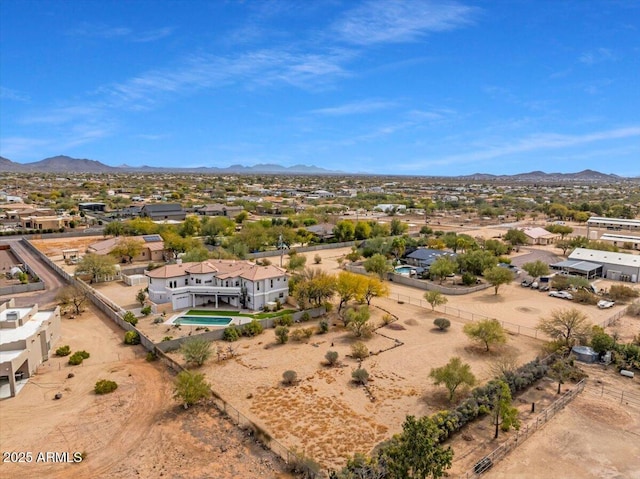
[68, 352, 84, 365]
[124, 331, 140, 345]
[274, 314, 293, 327]
[325, 350, 339, 366]
[282, 370, 297, 385]
[502, 358, 549, 394]
[94, 379, 118, 394]
[289, 450, 322, 476]
[627, 302, 640, 317]
[122, 311, 138, 326]
[323, 301, 333, 313]
[434, 318, 451, 331]
[146, 351, 157, 362]
[162, 336, 173, 342]
[573, 289, 598, 305]
[381, 313, 394, 325]
[461, 272, 477, 286]
[141, 305, 152, 316]
[352, 368, 369, 385]
[275, 326, 290, 344]
[180, 338, 212, 366]
[318, 319, 329, 334]
[56, 345, 71, 357]
[314, 254, 322, 264]
[242, 319, 264, 337]
[223, 326, 241, 342]
[300, 311, 311, 322]
[351, 341, 369, 360]
[77, 350, 90, 359]
[608, 284, 640, 302]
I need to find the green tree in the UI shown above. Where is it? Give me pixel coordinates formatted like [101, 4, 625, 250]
[180, 338, 213, 366]
[457, 250, 498, 276]
[390, 218, 408, 236]
[521, 260, 550, 279]
[491, 380, 520, 438]
[483, 266, 514, 295]
[363, 253, 392, 279]
[75, 253, 117, 283]
[201, 216, 235, 244]
[537, 308, 592, 347]
[429, 356, 476, 402]
[346, 306, 373, 338]
[354, 221, 372, 240]
[358, 275, 389, 305]
[103, 221, 125, 236]
[382, 415, 454, 479]
[136, 289, 147, 307]
[174, 371, 212, 408]
[286, 251, 307, 272]
[429, 256, 457, 284]
[548, 358, 572, 395]
[390, 237, 406, 260]
[181, 245, 211, 262]
[546, 224, 574, 238]
[503, 228, 528, 248]
[333, 220, 355, 242]
[424, 290, 448, 311]
[590, 326, 615, 354]
[179, 215, 201, 237]
[110, 237, 143, 263]
[463, 319, 507, 351]
[336, 271, 366, 312]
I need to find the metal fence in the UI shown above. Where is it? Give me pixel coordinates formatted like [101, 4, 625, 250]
[458, 379, 586, 479]
[583, 382, 640, 408]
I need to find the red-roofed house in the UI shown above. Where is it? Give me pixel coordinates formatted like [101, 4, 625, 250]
[145, 259, 288, 310]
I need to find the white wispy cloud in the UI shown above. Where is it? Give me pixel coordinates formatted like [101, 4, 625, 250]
[20, 106, 103, 125]
[395, 126, 640, 170]
[333, 0, 476, 45]
[0, 86, 30, 102]
[311, 100, 397, 116]
[68, 24, 174, 42]
[579, 48, 615, 65]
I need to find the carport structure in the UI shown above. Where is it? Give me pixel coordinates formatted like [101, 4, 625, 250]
[550, 259, 603, 279]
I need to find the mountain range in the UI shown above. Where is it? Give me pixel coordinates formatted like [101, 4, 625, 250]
[0, 155, 633, 181]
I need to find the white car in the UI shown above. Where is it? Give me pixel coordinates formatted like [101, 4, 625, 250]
[549, 291, 573, 300]
[597, 300, 615, 309]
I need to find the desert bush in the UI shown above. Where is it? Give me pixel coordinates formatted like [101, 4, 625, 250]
[314, 254, 322, 264]
[77, 350, 90, 359]
[146, 351, 157, 362]
[325, 350, 339, 366]
[242, 319, 264, 337]
[608, 285, 640, 302]
[627, 302, 640, 317]
[223, 326, 241, 342]
[94, 379, 118, 395]
[56, 345, 71, 357]
[141, 305, 152, 316]
[274, 314, 293, 327]
[122, 311, 138, 326]
[300, 311, 311, 322]
[381, 313, 394, 325]
[124, 331, 140, 345]
[324, 301, 333, 313]
[180, 338, 212, 366]
[461, 272, 477, 286]
[352, 368, 369, 385]
[573, 289, 598, 305]
[434, 318, 451, 331]
[282, 370, 297, 385]
[351, 341, 369, 360]
[275, 326, 290, 344]
[68, 352, 84, 365]
[318, 319, 329, 334]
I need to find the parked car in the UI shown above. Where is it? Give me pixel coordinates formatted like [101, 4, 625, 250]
[521, 279, 532, 287]
[549, 291, 573, 300]
[597, 300, 615, 309]
[531, 281, 539, 289]
[539, 284, 550, 292]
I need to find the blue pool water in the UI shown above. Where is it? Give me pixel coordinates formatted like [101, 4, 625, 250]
[174, 316, 232, 326]
[395, 266, 413, 275]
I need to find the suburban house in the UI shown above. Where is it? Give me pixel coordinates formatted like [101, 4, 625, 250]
[140, 203, 186, 221]
[305, 223, 335, 241]
[87, 234, 167, 262]
[0, 299, 61, 398]
[521, 227, 559, 245]
[146, 259, 288, 311]
[404, 248, 456, 269]
[195, 203, 244, 218]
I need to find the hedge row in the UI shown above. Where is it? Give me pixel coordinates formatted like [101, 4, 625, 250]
[431, 357, 549, 442]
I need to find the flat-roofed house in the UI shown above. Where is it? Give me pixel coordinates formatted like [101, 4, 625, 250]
[140, 203, 186, 221]
[0, 299, 61, 398]
[521, 227, 559, 245]
[87, 234, 167, 262]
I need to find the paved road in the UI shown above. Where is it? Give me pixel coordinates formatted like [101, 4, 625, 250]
[2, 238, 67, 307]
[510, 246, 563, 269]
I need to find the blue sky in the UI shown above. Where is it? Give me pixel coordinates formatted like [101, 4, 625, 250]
[1, 0, 639, 176]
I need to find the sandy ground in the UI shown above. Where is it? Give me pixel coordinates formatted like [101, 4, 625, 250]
[8, 237, 639, 478]
[0, 304, 292, 479]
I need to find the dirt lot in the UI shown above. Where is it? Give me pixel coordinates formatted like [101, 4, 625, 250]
[0, 304, 292, 479]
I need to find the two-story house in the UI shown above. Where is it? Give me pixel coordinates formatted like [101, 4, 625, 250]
[145, 260, 288, 311]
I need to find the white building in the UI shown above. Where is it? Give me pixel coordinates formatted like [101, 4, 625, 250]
[146, 260, 288, 311]
[568, 248, 640, 283]
[0, 299, 61, 398]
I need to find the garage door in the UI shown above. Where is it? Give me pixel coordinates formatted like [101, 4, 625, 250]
[173, 295, 190, 310]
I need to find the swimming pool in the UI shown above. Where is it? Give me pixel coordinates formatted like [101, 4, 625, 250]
[395, 266, 414, 275]
[173, 316, 233, 326]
